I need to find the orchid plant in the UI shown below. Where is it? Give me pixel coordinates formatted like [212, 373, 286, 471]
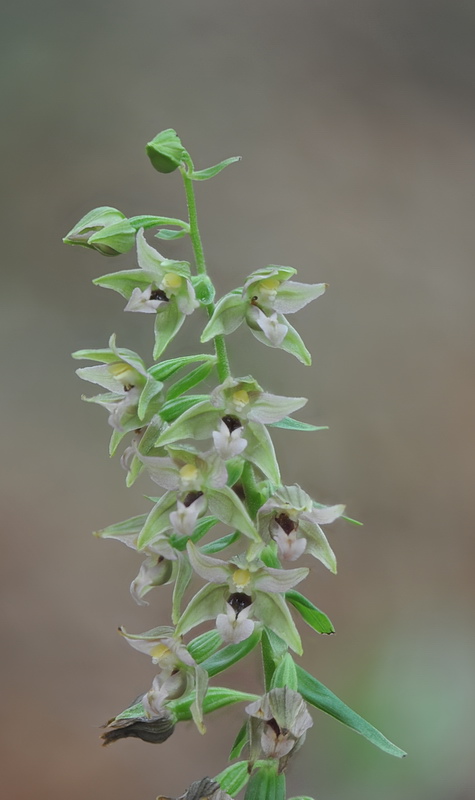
[64, 129, 405, 800]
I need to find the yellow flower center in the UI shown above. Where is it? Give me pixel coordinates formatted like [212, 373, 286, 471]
[259, 277, 281, 292]
[232, 568, 251, 588]
[108, 362, 139, 386]
[232, 390, 250, 408]
[162, 272, 183, 290]
[150, 643, 171, 661]
[179, 464, 199, 482]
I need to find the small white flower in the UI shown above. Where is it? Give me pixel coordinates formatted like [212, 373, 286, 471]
[248, 306, 288, 346]
[212, 419, 248, 460]
[216, 601, 255, 644]
[142, 671, 189, 716]
[125, 285, 168, 313]
[169, 494, 207, 537]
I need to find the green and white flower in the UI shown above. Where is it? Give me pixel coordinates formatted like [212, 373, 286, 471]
[258, 484, 344, 571]
[63, 206, 136, 256]
[246, 687, 313, 764]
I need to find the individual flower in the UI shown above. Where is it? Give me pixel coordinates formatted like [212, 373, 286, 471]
[101, 707, 176, 746]
[130, 554, 175, 606]
[158, 777, 232, 800]
[258, 484, 345, 571]
[93, 229, 199, 358]
[246, 687, 313, 768]
[137, 445, 260, 544]
[201, 266, 327, 364]
[175, 543, 307, 654]
[63, 206, 136, 256]
[142, 671, 191, 717]
[156, 375, 307, 483]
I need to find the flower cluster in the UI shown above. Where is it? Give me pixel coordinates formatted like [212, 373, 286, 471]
[66, 129, 404, 800]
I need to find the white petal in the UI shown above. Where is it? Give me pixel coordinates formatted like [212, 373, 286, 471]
[248, 306, 288, 345]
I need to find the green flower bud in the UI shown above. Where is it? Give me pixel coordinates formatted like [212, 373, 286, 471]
[63, 206, 132, 255]
[87, 219, 137, 256]
[146, 129, 188, 174]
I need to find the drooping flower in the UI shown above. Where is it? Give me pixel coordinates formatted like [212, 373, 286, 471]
[156, 375, 307, 483]
[258, 484, 345, 570]
[246, 687, 313, 768]
[93, 229, 199, 358]
[201, 266, 327, 364]
[63, 206, 136, 256]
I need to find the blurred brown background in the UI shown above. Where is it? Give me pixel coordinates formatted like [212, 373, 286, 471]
[2, 1, 475, 798]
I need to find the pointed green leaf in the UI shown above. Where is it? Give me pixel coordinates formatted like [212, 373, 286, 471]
[270, 653, 298, 691]
[201, 531, 240, 555]
[296, 666, 407, 757]
[245, 421, 281, 484]
[148, 354, 216, 382]
[200, 628, 262, 676]
[229, 722, 248, 760]
[166, 361, 216, 402]
[285, 590, 334, 634]
[191, 156, 241, 181]
[136, 492, 177, 550]
[175, 583, 228, 636]
[138, 375, 164, 421]
[187, 630, 222, 663]
[159, 394, 210, 424]
[214, 761, 250, 797]
[244, 762, 285, 800]
[128, 214, 189, 231]
[172, 554, 193, 624]
[168, 687, 258, 721]
[190, 665, 208, 733]
[94, 514, 148, 542]
[93, 269, 151, 299]
[268, 417, 329, 432]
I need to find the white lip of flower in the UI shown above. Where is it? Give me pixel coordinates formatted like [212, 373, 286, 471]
[130, 554, 174, 606]
[270, 519, 308, 562]
[124, 285, 167, 313]
[216, 602, 255, 644]
[212, 420, 248, 460]
[169, 494, 207, 537]
[250, 306, 288, 345]
[142, 671, 189, 717]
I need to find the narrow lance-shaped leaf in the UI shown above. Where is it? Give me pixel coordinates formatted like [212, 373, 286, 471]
[199, 628, 262, 676]
[187, 630, 222, 663]
[191, 156, 241, 181]
[165, 360, 216, 402]
[148, 354, 216, 382]
[167, 687, 259, 721]
[268, 417, 329, 432]
[285, 590, 335, 634]
[200, 531, 240, 555]
[214, 761, 250, 797]
[229, 721, 248, 760]
[159, 395, 210, 424]
[296, 665, 407, 758]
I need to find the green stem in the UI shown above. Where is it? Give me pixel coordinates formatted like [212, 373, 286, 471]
[180, 166, 230, 382]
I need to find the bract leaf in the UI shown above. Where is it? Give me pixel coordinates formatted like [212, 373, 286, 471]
[268, 417, 329, 432]
[128, 215, 189, 231]
[296, 666, 407, 758]
[169, 515, 220, 552]
[201, 531, 240, 555]
[191, 156, 241, 181]
[226, 457, 245, 487]
[159, 395, 210, 424]
[229, 722, 248, 760]
[253, 592, 302, 655]
[148, 354, 216, 382]
[214, 761, 249, 797]
[157, 400, 218, 445]
[244, 421, 281, 484]
[172, 554, 193, 624]
[187, 630, 222, 663]
[155, 228, 189, 240]
[200, 628, 262, 676]
[153, 300, 186, 360]
[168, 687, 258, 721]
[286, 590, 334, 634]
[166, 362, 216, 401]
[201, 292, 246, 342]
[175, 583, 228, 636]
[270, 652, 298, 691]
[136, 492, 177, 550]
[244, 762, 285, 800]
[137, 375, 164, 421]
[207, 486, 260, 541]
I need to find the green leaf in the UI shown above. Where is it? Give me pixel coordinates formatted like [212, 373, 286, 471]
[169, 515, 220, 552]
[244, 762, 285, 800]
[187, 630, 222, 663]
[285, 590, 335, 635]
[214, 761, 250, 797]
[148, 354, 216, 382]
[244, 421, 281, 485]
[207, 486, 260, 542]
[175, 583, 228, 637]
[166, 361, 215, 402]
[259, 542, 281, 569]
[296, 666, 407, 758]
[201, 530, 240, 555]
[155, 228, 189, 241]
[146, 129, 188, 173]
[288, 796, 315, 799]
[128, 215, 189, 231]
[191, 156, 241, 181]
[200, 628, 262, 676]
[167, 686, 258, 721]
[159, 394, 209, 423]
[270, 653, 298, 691]
[192, 274, 216, 305]
[229, 721, 248, 760]
[268, 417, 329, 432]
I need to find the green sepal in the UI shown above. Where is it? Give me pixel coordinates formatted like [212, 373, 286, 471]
[296, 666, 407, 758]
[153, 300, 186, 360]
[166, 361, 216, 402]
[226, 457, 245, 487]
[244, 762, 285, 800]
[125, 416, 164, 487]
[261, 627, 287, 690]
[128, 215, 189, 231]
[94, 513, 148, 542]
[87, 220, 136, 256]
[268, 417, 329, 432]
[314, 501, 363, 527]
[93, 269, 151, 299]
[156, 399, 217, 446]
[72, 344, 146, 367]
[192, 274, 216, 305]
[191, 156, 241, 181]
[281, 318, 312, 365]
[155, 227, 189, 240]
[136, 492, 177, 550]
[159, 394, 209, 424]
[137, 375, 164, 421]
[260, 541, 281, 569]
[200, 628, 262, 677]
[114, 699, 146, 721]
[187, 629, 222, 663]
[168, 686, 258, 722]
[201, 291, 246, 342]
[175, 583, 228, 636]
[172, 553, 193, 624]
[253, 592, 302, 655]
[285, 590, 335, 634]
[190, 665, 208, 734]
[244, 422, 281, 485]
[148, 354, 216, 382]
[170, 516, 220, 552]
[109, 426, 128, 457]
[229, 722, 248, 760]
[207, 485, 260, 541]
[201, 531, 240, 555]
[63, 206, 126, 248]
[146, 129, 188, 173]
[214, 761, 250, 797]
[270, 653, 298, 691]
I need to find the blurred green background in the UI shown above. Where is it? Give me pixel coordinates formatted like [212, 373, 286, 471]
[2, 1, 475, 798]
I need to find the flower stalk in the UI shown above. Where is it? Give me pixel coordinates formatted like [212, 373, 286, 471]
[65, 128, 406, 800]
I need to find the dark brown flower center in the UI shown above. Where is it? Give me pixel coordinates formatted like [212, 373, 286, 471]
[227, 592, 252, 617]
[150, 288, 169, 301]
[222, 414, 242, 433]
[275, 512, 297, 536]
[183, 490, 204, 508]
